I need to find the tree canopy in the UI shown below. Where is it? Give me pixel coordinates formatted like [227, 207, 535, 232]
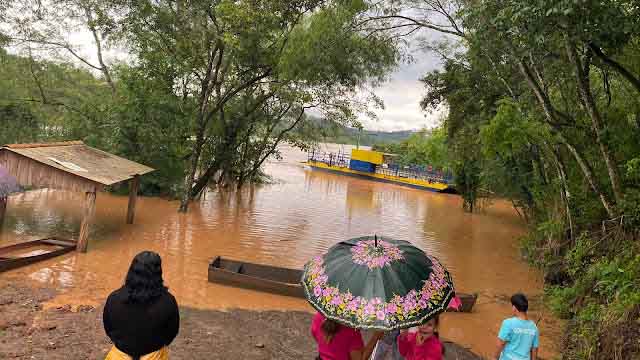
[1, 0, 399, 204]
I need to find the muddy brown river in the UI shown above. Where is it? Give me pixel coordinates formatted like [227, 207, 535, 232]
[0, 144, 562, 358]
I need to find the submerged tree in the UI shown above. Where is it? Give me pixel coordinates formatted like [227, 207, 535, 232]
[120, 0, 398, 212]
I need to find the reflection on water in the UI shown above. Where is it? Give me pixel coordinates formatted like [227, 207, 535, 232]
[0, 143, 561, 357]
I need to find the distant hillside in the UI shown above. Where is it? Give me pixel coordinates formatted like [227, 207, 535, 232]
[340, 127, 414, 145]
[299, 116, 414, 146]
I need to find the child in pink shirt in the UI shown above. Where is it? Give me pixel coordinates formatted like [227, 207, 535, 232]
[311, 312, 383, 360]
[398, 316, 444, 360]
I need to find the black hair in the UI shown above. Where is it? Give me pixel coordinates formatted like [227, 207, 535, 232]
[321, 318, 341, 343]
[124, 251, 168, 304]
[511, 293, 529, 313]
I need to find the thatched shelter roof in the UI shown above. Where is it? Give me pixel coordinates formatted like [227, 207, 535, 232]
[0, 141, 154, 193]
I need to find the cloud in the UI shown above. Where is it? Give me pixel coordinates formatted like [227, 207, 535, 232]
[360, 43, 445, 132]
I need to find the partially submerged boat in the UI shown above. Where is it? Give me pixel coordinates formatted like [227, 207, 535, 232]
[208, 256, 305, 298]
[208, 256, 477, 312]
[0, 238, 77, 272]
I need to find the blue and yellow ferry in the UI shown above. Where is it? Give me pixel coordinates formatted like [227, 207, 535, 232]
[306, 148, 454, 192]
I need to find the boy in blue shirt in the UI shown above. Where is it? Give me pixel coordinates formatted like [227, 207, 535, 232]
[494, 293, 539, 360]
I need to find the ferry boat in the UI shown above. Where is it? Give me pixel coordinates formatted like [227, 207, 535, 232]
[306, 148, 454, 193]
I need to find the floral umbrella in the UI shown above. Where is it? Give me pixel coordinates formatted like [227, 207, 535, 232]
[0, 166, 21, 198]
[301, 235, 455, 331]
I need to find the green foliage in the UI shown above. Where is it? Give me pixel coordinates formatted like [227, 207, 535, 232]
[547, 236, 640, 357]
[280, 0, 395, 87]
[478, 100, 558, 218]
[545, 285, 579, 319]
[480, 100, 547, 158]
[620, 190, 640, 228]
[373, 126, 451, 171]
[561, 234, 640, 316]
[108, 66, 192, 197]
[451, 127, 483, 212]
[0, 104, 41, 145]
[120, 0, 399, 205]
[2, 0, 399, 201]
[413, 0, 640, 356]
[402, 128, 450, 170]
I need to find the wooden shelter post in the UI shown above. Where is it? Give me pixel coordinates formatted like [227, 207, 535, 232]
[77, 191, 96, 253]
[126, 175, 140, 224]
[0, 196, 7, 226]
[0, 141, 154, 253]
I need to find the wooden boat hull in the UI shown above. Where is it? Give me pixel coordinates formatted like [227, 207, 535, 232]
[0, 238, 77, 273]
[208, 256, 305, 298]
[208, 257, 478, 312]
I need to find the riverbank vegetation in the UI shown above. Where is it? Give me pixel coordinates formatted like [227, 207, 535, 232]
[375, 1, 639, 358]
[1, 0, 399, 209]
[2, 1, 640, 357]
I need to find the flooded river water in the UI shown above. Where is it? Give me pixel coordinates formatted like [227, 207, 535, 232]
[0, 143, 561, 358]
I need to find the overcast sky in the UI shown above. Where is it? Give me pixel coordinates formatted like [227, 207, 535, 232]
[364, 49, 445, 132]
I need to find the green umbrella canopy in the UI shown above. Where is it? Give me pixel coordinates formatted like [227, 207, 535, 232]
[301, 235, 455, 331]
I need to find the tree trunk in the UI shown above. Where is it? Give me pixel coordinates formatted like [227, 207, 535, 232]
[589, 43, 640, 96]
[557, 133, 616, 218]
[516, 56, 616, 218]
[126, 175, 140, 224]
[236, 175, 245, 191]
[180, 129, 205, 212]
[190, 157, 223, 198]
[77, 191, 97, 253]
[549, 146, 573, 242]
[84, 7, 116, 95]
[566, 40, 623, 205]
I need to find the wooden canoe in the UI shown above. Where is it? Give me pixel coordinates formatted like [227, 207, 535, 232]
[0, 238, 77, 273]
[208, 257, 478, 312]
[208, 256, 305, 298]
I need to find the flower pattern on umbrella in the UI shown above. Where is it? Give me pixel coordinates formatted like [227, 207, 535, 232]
[303, 236, 454, 330]
[351, 239, 404, 269]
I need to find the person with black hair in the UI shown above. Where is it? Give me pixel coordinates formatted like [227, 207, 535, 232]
[311, 312, 384, 360]
[494, 293, 539, 360]
[103, 251, 179, 360]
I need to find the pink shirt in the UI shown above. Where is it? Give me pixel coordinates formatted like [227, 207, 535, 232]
[311, 313, 364, 360]
[398, 332, 443, 360]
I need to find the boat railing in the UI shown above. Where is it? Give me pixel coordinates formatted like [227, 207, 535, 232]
[376, 166, 452, 185]
[308, 150, 455, 185]
[308, 150, 350, 168]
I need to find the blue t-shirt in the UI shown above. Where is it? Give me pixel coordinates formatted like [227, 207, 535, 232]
[498, 317, 539, 360]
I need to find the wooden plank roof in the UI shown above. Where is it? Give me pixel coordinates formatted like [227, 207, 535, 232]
[0, 141, 154, 187]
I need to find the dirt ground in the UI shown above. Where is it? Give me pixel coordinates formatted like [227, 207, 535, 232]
[0, 282, 483, 360]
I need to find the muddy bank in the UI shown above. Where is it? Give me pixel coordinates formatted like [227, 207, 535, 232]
[0, 282, 482, 359]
